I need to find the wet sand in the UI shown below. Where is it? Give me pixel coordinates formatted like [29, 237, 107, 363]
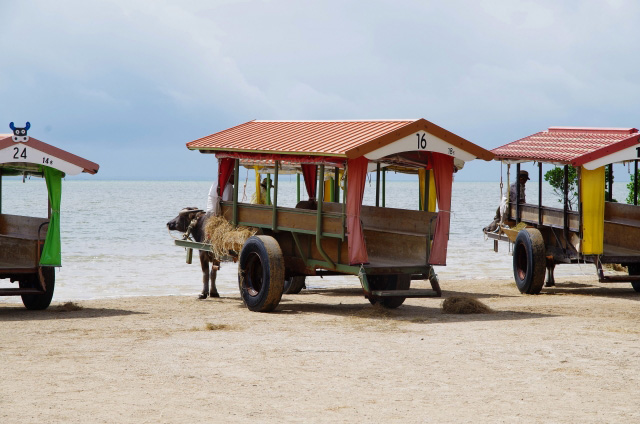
[2, 276, 639, 423]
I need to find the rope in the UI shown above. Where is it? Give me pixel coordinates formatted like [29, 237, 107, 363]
[241, 168, 249, 202]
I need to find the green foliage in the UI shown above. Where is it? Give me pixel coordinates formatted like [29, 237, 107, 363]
[544, 166, 578, 210]
[604, 165, 617, 203]
[626, 168, 640, 204]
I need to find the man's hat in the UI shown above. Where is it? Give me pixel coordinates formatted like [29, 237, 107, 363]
[261, 177, 273, 188]
[519, 170, 530, 180]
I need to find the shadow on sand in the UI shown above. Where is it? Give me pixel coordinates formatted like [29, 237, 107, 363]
[260, 287, 552, 324]
[0, 304, 145, 322]
[539, 281, 640, 301]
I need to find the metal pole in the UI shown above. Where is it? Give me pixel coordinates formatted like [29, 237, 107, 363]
[272, 161, 279, 230]
[538, 162, 542, 225]
[297, 172, 301, 204]
[634, 160, 638, 206]
[516, 163, 521, 223]
[375, 163, 380, 207]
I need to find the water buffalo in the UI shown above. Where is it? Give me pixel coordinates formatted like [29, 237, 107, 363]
[167, 207, 220, 299]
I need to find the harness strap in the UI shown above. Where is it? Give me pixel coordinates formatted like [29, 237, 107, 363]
[182, 212, 205, 241]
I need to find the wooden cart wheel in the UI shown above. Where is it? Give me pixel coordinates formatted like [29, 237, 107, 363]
[283, 276, 306, 294]
[628, 264, 640, 292]
[238, 236, 285, 312]
[367, 274, 411, 309]
[19, 267, 55, 310]
[513, 228, 546, 294]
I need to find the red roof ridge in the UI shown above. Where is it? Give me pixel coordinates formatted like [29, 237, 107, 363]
[253, 119, 416, 123]
[548, 127, 638, 134]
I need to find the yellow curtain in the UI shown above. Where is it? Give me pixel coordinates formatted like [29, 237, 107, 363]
[418, 169, 437, 212]
[324, 178, 333, 201]
[581, 166, 605, 254]
[254, 167, 261, 204]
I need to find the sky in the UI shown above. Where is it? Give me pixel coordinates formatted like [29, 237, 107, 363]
[1, 0, 639, 181]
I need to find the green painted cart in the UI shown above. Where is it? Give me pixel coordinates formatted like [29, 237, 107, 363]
[178, 119, 493, 311]
[0, 130, 99, 309]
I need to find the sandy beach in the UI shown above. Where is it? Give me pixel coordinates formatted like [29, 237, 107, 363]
[2, 276, 639, 423]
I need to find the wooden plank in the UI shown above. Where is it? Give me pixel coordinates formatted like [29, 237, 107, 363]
[509, 204, 579, 232]
[603, 222, 640, 253]
[0, 214, 48, 240]
[0, 236, 39, 268]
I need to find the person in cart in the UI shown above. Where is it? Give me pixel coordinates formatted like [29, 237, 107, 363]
[484, 170, 530, 234]
[510, 170, 529, 203]
[207, 171, 234, 214]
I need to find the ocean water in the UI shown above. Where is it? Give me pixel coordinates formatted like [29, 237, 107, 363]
[0, 177, 633, 302]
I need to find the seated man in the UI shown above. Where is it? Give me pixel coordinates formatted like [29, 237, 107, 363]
[483, 170, 529, 233]
[251, 178, 269, 205]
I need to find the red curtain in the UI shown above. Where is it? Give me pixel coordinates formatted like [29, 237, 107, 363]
[429, 153, 454, 265]
[218, 158, 235, 196]
[301, 164, 317, 200]
[346, 156, 369, 265]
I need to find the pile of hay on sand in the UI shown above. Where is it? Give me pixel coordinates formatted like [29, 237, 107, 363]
[442, 296, 493, 314]
[204, 216, 257, 259]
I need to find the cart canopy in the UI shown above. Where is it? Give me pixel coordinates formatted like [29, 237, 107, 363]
[190, 119, 493, 266]
[492, 127, 640, 169]
[0, 134, 99, 265]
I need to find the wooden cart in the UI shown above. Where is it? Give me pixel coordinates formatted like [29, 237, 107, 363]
[486, 126, 640, 294]
[177, 119, 493, 311]
[0, 130, 99, 309]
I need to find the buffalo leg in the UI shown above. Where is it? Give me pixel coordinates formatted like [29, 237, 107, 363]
[209, 259, 220, 298]
[199, 251, 209, 299]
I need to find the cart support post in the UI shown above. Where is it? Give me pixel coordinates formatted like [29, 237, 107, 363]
[272, 161, 279, 230]
[607, 164, 613, 202]
[375, 163, 380, 207]
[296, 173, 300, 204]
[334, 167, 339, 203]
[315, 164, 334, 268]
[563, 165, 569, 246]
[233, 159, 239, 226]
[538, 162, 542, 225]
[424, 169, 430, 212]
[0, 168, 2, 214]
[516, 163, 521, 223]
[382, 167, 386, 207]
[634, 160, 638, 206]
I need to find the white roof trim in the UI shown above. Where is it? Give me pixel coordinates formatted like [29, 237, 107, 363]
[582, 144, 640, 170]
[0, 144, 84, 175]
[364, 129, 477, 162]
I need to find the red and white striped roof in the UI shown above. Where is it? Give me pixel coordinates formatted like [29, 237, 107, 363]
[492, 127, 640, 169]
[187, 119, 493, 162]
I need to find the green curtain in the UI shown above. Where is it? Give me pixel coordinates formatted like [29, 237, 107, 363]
[40, 166, 62, 266]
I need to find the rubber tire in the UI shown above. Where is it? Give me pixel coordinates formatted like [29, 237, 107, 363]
[19, 267, 55, 310]
[367, 274, 411, 309]
[238, 236, 285, 312]
[628, 264, 640, 292]
[283, 276, 306, 294]
[513, 228, 546, 294]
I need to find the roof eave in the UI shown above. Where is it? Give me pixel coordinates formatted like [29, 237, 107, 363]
[188, 146, 346, 158]
[571, 134, 640, 167]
